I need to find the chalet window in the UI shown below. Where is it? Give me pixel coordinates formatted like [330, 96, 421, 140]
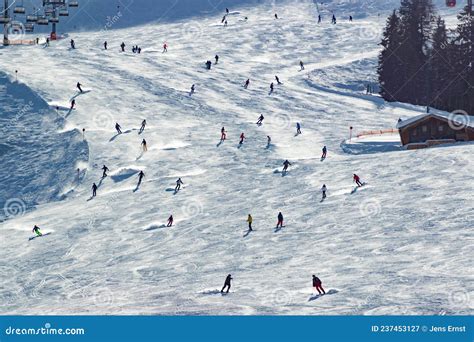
[439, 125, 444, 132]
[422, 125, 427, 132]
[412, 129, 417, 136]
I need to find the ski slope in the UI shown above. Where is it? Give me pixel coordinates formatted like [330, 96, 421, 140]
[0, 0, 472, 315]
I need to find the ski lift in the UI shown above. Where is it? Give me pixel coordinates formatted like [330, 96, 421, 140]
[11, 20, 23, 31]
[37, 17, 49, 25]
[59, 7, 69, 16]
[13, 1, 26, 14]
[68, 1, 79, 8]
[25, 23, 34, 32]
[26, 14, 38, 22]
[45, 8, 54, 16]
[446, 0, 456, 7]
[49, 16, 59, 23]
[0, 15, 10, 24]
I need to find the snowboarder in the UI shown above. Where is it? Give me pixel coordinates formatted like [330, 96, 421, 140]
[312, 275, 326, 295]
[276, 212, 284, 228]
[206, 60, 212, 70]
[353, 174, 363, 187]
[221, 127, 227, 141]
[269, 82, 274, 93]
[296, 122, 302, 135]
[138, 170, 145, 186]
[239, 132, 245, 145]
[70, 99, 76, 110]
[275, 75, 282, 84]
[215, 54, 219, 64]
[247, 214, 253, 231]
[274, 13, 278, 19]
[139, 119, 147, 134]
[322, 146, 327, 159]
[120, 42, 126, 52]
[190, 84, 195, 95]
[283, 160, 292, 173]
[321, 184, 327, 200]
[104, 41, 108, 50]
[92, 183, 98, 197]
[76, 82, 83, 93]
[167, 215, 174, 227]
[244, 79, 250, 89]
[299, 60, 305, 70]
[32, 225, 42, 237]
[141, 139, 148, 152]
[332, 14, 336, 24]
[318, 14, 321, 24]
[221, 274, 233, 293]
[102, 165, 109, 178]
[256, 114, 264, 125]
[175, 177, 184, 192]
[70, 39, 75, 49]
[115, 122, 122, 134]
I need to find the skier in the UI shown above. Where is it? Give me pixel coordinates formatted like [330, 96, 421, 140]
[318, 14, 321, 24]
[321, 184, 327, 200]
[224, 20, 228, 27]
[139, 119, 147, 134]
[104, 41, 108, 50]
[162, 43, 167, 53]
[322, 145, 327, 159]
[102, 165, 109, 178]
[256, 114, 264, 125]
[215, 54, 219, 64]
[45, 37, 50, 46]
[275, 75, 282, 84]
[239, 132, 245, 145]
[92, 183, 98, 197]
[138, 170, 145, 186]
[77, 82, 83, 93]
[70, 99, 76, 110]
[349, 15, 353, 22]
[269, 82, 274, 93]
[206, 60, 212, 70]
[138, 47, 142, 54]
[226, 8, 229, 14]
[115, 122, 122, 134]
[175, 177, 184, 192]
[332, 14, 336, 24]
[247, 214, 253, 231]
[190, 84, 195, 95]
[120, 42, 126, 52]
[70, 39, 75, 49]
[244, 78, 250, 89]
[267, 135, 272, 146]
[221, 15, 226, 23]
[221, 127, 227, 141]
[312, 275, 326, 295]
[32, 225, 42, 237]
[296, 122, 302, 135]
[353, 173, 363, 187]
[276, 212, 284, 228]
[283, 160, 292, 172]
[299, 60, 305, 70]
[141, 139, 148, 152]
[274, 13, 278, 19]
[167, 215, 174, 227]
[221, 274, 233, 293]
[132, 46, 136, 53]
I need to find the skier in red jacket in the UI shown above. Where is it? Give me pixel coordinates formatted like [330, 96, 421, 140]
[353, 174, 363, 187]
[312, 275, 325, 295]
[239, 133, 245, 145]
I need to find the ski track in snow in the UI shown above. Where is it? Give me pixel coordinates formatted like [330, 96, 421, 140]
[0, 0, 472, 315]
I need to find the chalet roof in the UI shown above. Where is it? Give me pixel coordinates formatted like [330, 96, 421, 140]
[396, 111, 474, 130]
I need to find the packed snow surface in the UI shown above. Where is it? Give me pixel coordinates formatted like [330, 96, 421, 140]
[0, 0, 472, 315]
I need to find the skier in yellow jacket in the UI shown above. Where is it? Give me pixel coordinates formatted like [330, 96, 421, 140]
[247, 214, 253, 231]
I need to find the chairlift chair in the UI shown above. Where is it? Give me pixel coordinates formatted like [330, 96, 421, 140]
[26, 15, 38, 22]
[37, 17, 49, 25]
[13, 1, 26, 14]
[68, 1, 79, 8]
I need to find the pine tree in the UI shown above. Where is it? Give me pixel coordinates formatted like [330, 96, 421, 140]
[378, 10, 404, 101]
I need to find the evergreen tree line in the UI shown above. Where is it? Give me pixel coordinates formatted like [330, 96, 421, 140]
[378, 0, 473, 115]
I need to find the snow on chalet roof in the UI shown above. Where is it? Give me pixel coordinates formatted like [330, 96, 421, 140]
[396, 111, 474, 130]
